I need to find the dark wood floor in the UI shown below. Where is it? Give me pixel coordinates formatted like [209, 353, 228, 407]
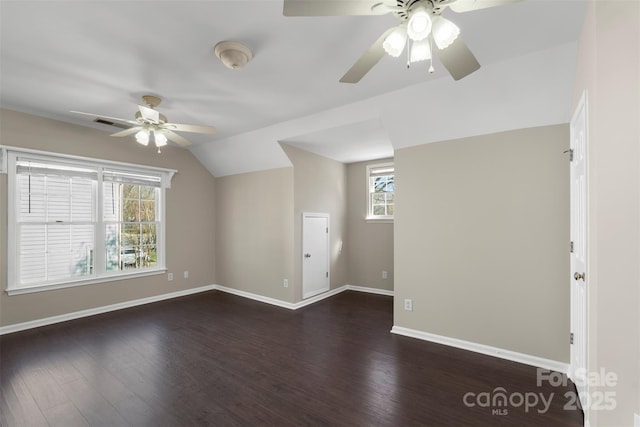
[0, 291, 582, 426]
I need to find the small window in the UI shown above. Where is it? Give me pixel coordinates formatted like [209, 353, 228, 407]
[366, 162, 394, 221]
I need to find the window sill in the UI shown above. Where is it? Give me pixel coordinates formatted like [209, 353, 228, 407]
[366, 217, 394, 224]
[5, 268, 167, 296]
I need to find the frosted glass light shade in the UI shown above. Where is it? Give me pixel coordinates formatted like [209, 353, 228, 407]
[383, 26, 408, 58]
[135, 129, 149, 146]
[154, 132, 168, 147]
[432, 16, 460, 49]
[410, 39, 431, 63]
[407, 6, 432, 41]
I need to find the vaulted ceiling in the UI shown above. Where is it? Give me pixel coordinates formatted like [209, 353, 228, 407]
[0, 0, 587, 176]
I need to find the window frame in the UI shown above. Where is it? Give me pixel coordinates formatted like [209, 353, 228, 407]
[3, 146, 176, 296]
[366, 162, 394, 223]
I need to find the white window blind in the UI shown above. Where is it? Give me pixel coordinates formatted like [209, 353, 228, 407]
[5, 147, 175, 294]
[16, 158, 97, 285]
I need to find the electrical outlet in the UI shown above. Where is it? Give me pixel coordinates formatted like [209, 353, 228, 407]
[183, 270, 189, 279]
[283, 279, 288, 288]
[167, 272, 174, 281]
[382, 270, 388, 279]
[404, 298, 413, 311]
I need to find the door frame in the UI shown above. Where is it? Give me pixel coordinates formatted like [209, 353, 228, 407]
[569, 90, 589, 419]
[302, 212, 330, 299]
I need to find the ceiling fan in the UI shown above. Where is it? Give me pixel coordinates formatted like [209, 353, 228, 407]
[283, 0, 522, 83]
[71, 95, 217, 152]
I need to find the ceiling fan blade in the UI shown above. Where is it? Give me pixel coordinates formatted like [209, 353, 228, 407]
[449, 0, 522, 13]
[162, 130, 192, 147]
[138, 105, 160, 124]
[434, 36, 481, 81]
[110, 126, 143, 137]
[283, 0, 389, 16]
[163, 123, 217, 134]
[340, 28, 395, 84]
[70, 111, 139, 126]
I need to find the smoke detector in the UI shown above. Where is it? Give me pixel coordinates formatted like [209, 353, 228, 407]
[214, 41, 253, 70]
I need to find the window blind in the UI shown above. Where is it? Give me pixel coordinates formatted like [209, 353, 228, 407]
[4, 146, 175, 293]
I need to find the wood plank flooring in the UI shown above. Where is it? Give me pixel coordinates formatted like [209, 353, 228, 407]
[0, 291, 582, 426]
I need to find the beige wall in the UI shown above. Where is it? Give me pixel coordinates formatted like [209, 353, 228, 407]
[214, 167, 295, 303]
[573, 1, 640, 425]
[281, 145, 347, 301]
[346, 158, 394, 291]
[394, 124, 570, 362]
[0, 108, 216, 327]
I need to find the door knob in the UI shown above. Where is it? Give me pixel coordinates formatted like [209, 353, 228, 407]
[574, 272, 585, 281]
[304, 253, 311, 258]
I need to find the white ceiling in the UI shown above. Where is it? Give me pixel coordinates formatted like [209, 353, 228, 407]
[0, 0, 587, 176]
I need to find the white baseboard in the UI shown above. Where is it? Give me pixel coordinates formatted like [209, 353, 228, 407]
[3, 285, 565, 380]
[391, 325, 569, 374]
[345, 284, 394, 296]
[294, 285, 349, 309]
[214, 284, 393, 310]
[0, 283, 394, 335]
[0, 285, 216, 335]
[213, 285, 299, 309]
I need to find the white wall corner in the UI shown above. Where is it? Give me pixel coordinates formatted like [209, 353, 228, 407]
[390, 325, 569, 374]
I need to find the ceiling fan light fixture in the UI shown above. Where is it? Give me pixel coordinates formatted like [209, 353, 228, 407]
[407, 5, 432, 41]
[214, 41, 253, 70]
[432, 16, 460, 50]
[154, 132, 168, 147]
[135, 129, 150, 146]
[383, 26, 408, 58]
[410, 38, 432, 63]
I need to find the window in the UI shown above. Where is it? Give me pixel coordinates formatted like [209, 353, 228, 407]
[366, 162, 394, 221]
[4, 147, 175, 295]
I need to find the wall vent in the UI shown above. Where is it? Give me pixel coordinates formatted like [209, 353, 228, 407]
[93, 118, 129, 130]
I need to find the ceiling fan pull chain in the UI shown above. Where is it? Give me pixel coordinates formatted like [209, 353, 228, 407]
[406, 38, 412, 68]
[428, 35, 435, 73]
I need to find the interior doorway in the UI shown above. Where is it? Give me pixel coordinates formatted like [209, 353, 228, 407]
[302, 212, 330, 299]
[569, 90, 588, 413]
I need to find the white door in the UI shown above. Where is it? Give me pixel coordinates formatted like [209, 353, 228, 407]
[302, 213, 329, 299]
[569, 91, 588, 405]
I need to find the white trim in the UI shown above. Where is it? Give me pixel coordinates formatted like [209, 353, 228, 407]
[302, 286, 331, 300]
[214, 285, 300, 310]
[0, 145, 177, 185]
[390, 326, 569, 374]
[0, 283, 394, 335]
[5, 269, 168, 296]
[365, 218, 394, 224]
[294, 286, 347, 309]
[366, 161, 395, 220]
[302, 212, 330, 299]
[5, 149, 171, 294]
[215, 284, 349, 310]
[346, 284, 394, 296]
[0, 147, 7, 173]
[214, 284, 394, 310]
[0, 285, 215, 335]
